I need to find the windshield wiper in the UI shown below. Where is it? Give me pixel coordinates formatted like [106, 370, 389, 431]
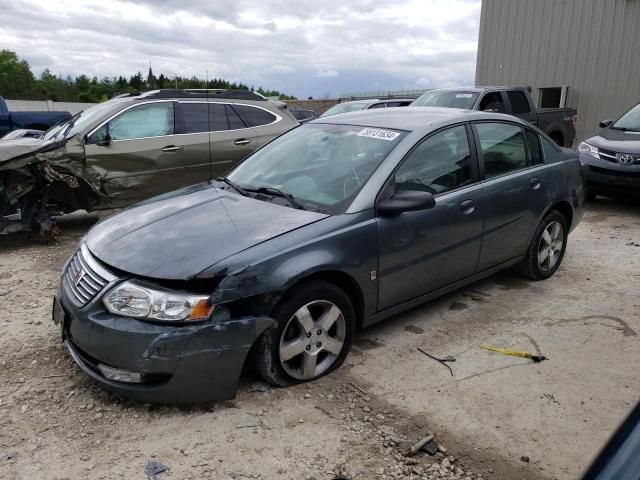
[244, 186, 307, 210]
[216, 176, 249, 196]
[611, 126, 640, 132]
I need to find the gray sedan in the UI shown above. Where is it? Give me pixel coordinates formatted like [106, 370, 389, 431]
[54, 107, 584, 403]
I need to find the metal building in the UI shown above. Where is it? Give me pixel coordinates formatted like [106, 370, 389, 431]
[475, 0, 640, 142]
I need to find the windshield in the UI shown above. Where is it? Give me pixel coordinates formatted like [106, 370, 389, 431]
[321, 102, 370, 117]
[612, 104, 640, 131]
[412, 91, 479, 109]
[226, 123, 406, 214]
[46, 100, 125, 141]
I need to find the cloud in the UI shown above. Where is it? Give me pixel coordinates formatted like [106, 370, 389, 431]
[0, 0, 481, 98]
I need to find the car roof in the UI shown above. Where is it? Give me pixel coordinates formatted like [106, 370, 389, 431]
[309, 106, 529, 133]
[425, 86, 528, 93]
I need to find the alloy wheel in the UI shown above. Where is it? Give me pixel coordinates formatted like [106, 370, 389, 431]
[278, 300, 346, 380]
[537, 221, 564, 272]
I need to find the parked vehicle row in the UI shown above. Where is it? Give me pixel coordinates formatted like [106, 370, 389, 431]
[321, 98, 414, 117]
[52, 106, 584, 402]
[0, 96, 71, 137]
[0, 89, 298, 235]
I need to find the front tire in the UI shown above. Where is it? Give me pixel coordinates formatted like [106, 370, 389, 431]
[254, 280, 355, 387]
[515, 211, 568, 280]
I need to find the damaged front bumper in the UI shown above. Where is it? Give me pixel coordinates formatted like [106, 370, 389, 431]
[54, 280, 274, 404]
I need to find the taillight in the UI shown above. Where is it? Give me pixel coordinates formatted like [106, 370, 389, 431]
[572, 115, 578, 128]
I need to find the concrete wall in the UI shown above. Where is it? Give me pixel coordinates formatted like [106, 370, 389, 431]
[6, 100, 96, 115]
[476, 0, 640, 142]
[286, 99, 339, 115]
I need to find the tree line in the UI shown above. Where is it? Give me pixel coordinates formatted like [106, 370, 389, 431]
[0, 50, 296, 103]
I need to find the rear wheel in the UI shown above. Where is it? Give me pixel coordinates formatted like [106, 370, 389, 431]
[515, 211, 568, 280]
[254, 280, 355, 386]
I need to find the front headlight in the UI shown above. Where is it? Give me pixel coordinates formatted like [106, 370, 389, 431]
[103, 280, 215, 322]
[578, 142, 600, 159]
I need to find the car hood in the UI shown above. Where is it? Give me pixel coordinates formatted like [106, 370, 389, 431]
[0, 137, 52, 163]
[587, 128, 640, 154]
[85, 183, 329, 280]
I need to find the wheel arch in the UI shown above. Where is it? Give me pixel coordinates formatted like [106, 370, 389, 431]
[278, 269, 366, 331]
[548, 200, 574, 229]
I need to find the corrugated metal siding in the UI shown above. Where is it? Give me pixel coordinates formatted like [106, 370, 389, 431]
[476, 0, 640, 142]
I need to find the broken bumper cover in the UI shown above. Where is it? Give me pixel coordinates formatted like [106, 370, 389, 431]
[56, 284, 273, 403]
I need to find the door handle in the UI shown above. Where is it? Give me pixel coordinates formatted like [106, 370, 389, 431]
[161, 145, 183, 152]
[460, 199, 476, 214]
[234, 139, 251, 146]
[530, 177, 541, 190]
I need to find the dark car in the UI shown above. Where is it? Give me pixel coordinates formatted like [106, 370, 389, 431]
[53, 107, 584, 403]
[578, 103, 640, 200]
[289, 108, 318, 123]
[0, 96, 70, 137]
[412, 87, 577, 147]
[321, 98, 414, 117]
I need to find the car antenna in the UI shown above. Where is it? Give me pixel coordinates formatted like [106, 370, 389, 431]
[206, 70, 213, 179]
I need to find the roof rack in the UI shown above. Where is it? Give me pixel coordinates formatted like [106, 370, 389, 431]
[136, 89, 267, 101]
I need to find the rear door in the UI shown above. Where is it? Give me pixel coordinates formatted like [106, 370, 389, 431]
[232, 103, 287, 148]
[173, 101, 214, 184]
[473, 121, 548, 270]
[208, 104, 257, 178]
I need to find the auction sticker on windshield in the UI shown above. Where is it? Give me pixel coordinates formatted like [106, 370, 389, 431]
[357, 128, 400, 141]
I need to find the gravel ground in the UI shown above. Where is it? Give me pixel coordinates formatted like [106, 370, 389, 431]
[1, 198, 638, 480]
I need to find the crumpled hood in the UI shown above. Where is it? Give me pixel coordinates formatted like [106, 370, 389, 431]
[588, 129, 640, 154]
[0, 137, 53, 163]
[85, 183, 328, 280]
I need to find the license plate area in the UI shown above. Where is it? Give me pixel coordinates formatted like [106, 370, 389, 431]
[52, 296, 66, 340]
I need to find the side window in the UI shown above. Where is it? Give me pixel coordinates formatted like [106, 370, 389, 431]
[478, 92, 506, 113]
[395, 125, 473, 195]
[525, 130, 543, 165]
[233, 105, 277, 127]
[109, 102, 174, 140]
[210, 104, 229, 131]
[369, 103, 386, 109]
[507, 91, 531, 114]
[176, 103, 208, 134]
[476, 123, 527, 178]
[226, 105, 246, 130]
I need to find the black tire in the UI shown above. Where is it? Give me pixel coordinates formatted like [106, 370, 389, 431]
[515, 210, 568, 280]
[254, 280, 355, 387]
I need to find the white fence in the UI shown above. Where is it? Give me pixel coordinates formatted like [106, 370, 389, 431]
[6, 100, 97, 114]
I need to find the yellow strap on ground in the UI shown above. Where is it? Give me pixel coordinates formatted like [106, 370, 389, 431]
[482, 346, 534, 359]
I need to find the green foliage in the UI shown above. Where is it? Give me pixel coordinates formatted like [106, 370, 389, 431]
[0, 50, 296, 102]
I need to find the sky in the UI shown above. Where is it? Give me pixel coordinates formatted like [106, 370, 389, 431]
[0, 0, 481, 98]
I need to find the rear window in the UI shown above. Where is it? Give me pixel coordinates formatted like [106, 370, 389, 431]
[226, 105, 246, 130]
[233, 105, 277, 127]
[507, 91, 531, 114]
[176, 103, 209, 134]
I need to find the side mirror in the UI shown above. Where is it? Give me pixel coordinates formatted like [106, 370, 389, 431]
[378, 190, 436, 216]
[599, 119, 613, 129]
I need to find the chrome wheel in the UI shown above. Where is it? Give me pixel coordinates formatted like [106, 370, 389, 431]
[537, 221, 564, 272]
[278, 300, 346, 381]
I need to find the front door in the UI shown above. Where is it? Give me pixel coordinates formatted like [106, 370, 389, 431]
[473, 122, 548, 270]
[377, 124, 484, 310]
[85, 101, 210, 206]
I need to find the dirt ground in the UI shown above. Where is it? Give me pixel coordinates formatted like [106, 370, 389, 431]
[1, 198, 639, 480]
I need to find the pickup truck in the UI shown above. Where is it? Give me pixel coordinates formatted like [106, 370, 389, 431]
[0, 96, 71, 138]
[412, 87, 577, 147]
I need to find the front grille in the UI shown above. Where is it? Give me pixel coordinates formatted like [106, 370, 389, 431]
[598, 148, 640, 165]
[62, 244, 115, 307]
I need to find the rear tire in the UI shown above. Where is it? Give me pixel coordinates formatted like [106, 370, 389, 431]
[515, 211, 568, 280]
[254, 280, 355, 387]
